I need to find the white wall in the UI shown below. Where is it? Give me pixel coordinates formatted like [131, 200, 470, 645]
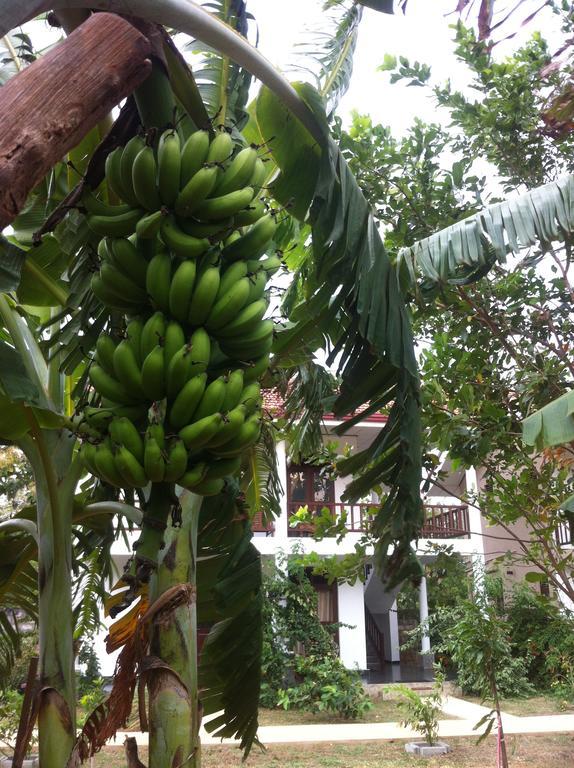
[337, 580, 367, 670]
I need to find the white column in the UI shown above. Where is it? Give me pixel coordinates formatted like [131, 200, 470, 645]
[337, 580, 367, 669]
[273, 440, 290, 571]
[465, 467, 487, 595]
[419, 576, 431, 656]
[383, 601, 400, 662]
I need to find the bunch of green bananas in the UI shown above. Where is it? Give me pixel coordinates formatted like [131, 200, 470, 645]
[78, 126, 281, 496]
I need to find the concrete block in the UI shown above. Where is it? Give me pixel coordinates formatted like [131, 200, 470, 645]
[405, 741, 452, 757]
[0, 757, 39, 768]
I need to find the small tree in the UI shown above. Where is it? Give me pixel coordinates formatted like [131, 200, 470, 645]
[395, 668, 445, 746]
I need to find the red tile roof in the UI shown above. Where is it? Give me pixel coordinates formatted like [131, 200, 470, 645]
[262, 390, 387, 424]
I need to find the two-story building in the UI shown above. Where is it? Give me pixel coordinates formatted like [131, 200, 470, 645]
[95, 396, 506, 683]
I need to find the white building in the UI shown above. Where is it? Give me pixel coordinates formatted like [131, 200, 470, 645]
[95, 400, 543, 681]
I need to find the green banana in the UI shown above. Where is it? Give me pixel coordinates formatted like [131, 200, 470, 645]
[89, 364, 137, 405]
[218, 298, 268, 338]
[81, 442, 98, 474]
[100, 263, 148, 304]
[97, 237, 113, 263]
[141, 312, 167, 360]
[141, 345, 166, 401]
[87, 208, 143, 238]
[221, 369, 244, 411]
[96, 335, 117, 376]
[180, 130, 210, 186]
[194, 376, 227, 421]
[115, 446, 148, 487]
[255, 253, 283, 276]
[169, 372, 207, 430]
[113, 340, 146, 399]
[147, 422, 165, 450]
[214, 146, 258, 196]
[179, 412, 223, 450]
[144, 434, 165, 482]
[146, 252, 172, 313]
[109, 417, 145, 464]
[105, 147, 130, 202]
[239, 382, 262, 415]
[207, 405, 246, 448]
[125, 318, 144, 366]
[163, 438, 188, 482]
[187, 328, 211, 377]
[222, 318, 274, 349]
[179, 462, 208, 490]
[110, 238, 148, 287]
[206, 130, 233, 164]
[186, 477, 225, 496]
[97, 402, 149, 421]
[220, 333, 273, 361]
[132, 145, 161, 211]
[213, 413, 262, 457]
[119, 135, 146, 206]
[82, 407, 115, 432]
[250, 157, 268, 191]
[178, 217, 233, 240]
[206, 277, 251, 331]
[94, 441, 124, 487]
[166, 344, 193, 401]
[234, 198, 266, 226]
[136, 209, 167, 241]
[187, 266, 220, 326]
[246, 268, 268, 303]
[90, 275, 142, 315]
[243, 353, 271, 383]
[175, 165, 219, 217]
[218, 261, 248, 297]
[164, 321, 186, 367]
[193, 186, 255, 222]
[203, 455, 242, 480]
[157, 129, 181, 206]
[208, 341, 232, 373]
[221, 213, 277, 262]
[161, 216, 210, 259]
[169, 259, 197, 323]
[82, 190, 132, 217]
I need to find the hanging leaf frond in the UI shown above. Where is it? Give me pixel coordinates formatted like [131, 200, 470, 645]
[397, 174, 574, 291]
[242, 416, 282, 527]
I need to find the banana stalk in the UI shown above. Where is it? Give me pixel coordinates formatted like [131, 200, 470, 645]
[147, 488, 202, 768]
[21, 427, 80, 767]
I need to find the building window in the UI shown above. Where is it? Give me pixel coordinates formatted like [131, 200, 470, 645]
[288, 464, 334, 508]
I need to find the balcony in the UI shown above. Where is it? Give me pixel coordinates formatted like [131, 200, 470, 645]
[556, 520, 574, 546]
[251, 501, 471, 539]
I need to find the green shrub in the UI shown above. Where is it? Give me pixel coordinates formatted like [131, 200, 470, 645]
[395, 669, 445, 745]
[261, 562, 371, 719]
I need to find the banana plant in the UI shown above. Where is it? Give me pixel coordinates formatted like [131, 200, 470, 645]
[0, 2, 425, 766]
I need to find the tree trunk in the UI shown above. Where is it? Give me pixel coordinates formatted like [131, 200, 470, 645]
[0, 11, 152, 228]
[146, 488, 201, 768]
[24, 428, 78, 767]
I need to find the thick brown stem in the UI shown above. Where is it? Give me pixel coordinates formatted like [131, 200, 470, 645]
[0, 12, 152, 227]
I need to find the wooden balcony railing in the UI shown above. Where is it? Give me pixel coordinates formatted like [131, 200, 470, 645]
[251, 501, 472, 538]
[556, 520, 574, 546]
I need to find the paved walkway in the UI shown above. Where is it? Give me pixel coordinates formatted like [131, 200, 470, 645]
[108, 697, 574, 747]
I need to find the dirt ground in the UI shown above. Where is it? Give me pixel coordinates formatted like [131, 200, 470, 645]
[95, 733, 574, 767]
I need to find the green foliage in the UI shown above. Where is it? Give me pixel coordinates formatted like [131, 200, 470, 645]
[0, 688, 37, 756]
[394, 668, 444, 745]
[0, 447, 34, 518]
[77, 678, 106, 728]
[504, 586, 574, 701]
[4, 630, 37, 693]
[261, 562, 371, 719]
[77, 637, 102, 697]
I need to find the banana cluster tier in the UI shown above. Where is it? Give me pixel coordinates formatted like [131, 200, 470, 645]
[78, 127, 279, 495]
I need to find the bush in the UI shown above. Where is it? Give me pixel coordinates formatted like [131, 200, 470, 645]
[261, 563, 371, 719]
[395, 669, 445, 745]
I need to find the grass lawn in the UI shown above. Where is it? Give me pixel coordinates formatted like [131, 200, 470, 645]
[258, 698, 408, 725]
[462, 694, 574, 717]
[94, 734, 574, 767]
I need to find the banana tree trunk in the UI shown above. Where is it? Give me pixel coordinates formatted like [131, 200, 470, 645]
[22, 427, 78, 767]
[147, 486, 201, 768]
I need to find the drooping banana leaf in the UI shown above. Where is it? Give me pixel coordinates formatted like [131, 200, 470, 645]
[182, 0, 253, 128]
[197, 485, 262, 756]
[397, 174, 574, 291]
[253, 84, 423, 586]
[522, 388, 574, 450]
[293, 1, 364, 117]
[241, 417, 282, 527]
